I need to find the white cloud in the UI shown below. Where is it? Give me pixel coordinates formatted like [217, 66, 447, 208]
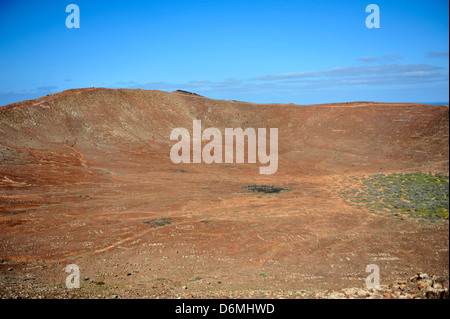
[358, 56, 379, 63]
[382, 54, 403, 62]
[426, 51, 449, 58]
[252, 71, 319, 81]
[253, 64, 445, 80]
[358, 54, 402, 63]
[117, 63, 449, 101]
[35, 86, 58, 92]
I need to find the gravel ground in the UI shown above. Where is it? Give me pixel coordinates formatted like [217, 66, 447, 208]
[1, 272, 448, 299]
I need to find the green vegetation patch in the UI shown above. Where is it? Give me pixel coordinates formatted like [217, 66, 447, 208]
[337, 173, 449, 221]
[189, 276, 203, 282]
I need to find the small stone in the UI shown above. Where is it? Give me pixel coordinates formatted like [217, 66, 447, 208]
[328, 292, 345, 299]
[343, 288, 359, 295]
[418, 279, 433, 291]
[434, 277, 449, 289]
[392, 284, 401, 291]
[410, 274, 420, 283]
[402, 286, 412, 293]
[357, 290, 370, 298]
[426, 288, 444, 299]
[419, 273, 432, 281]
[433, 281, 443, 289]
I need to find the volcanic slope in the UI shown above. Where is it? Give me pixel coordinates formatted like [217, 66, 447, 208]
[0, 88, 448, 298]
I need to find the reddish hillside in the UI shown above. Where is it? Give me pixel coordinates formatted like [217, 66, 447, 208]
[0, 88, 448, 298]
[0, 88, 448, 185]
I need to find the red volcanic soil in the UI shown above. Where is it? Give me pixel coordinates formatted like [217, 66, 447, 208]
[0, 88, 448, 298]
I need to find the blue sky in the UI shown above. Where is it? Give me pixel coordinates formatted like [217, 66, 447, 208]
[0, 0, 448, 106]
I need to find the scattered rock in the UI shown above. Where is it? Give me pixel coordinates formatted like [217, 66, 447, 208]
[143, 218, 172, 228]
[328, 292, 346, 299]
[426, 288, 446, 299]
[434, 277, 449, 289]
[357, 290, 370, 298]
[173, 90, 202, 97]
[1, 276, 15, 280]
[244, 184, 290, 194]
